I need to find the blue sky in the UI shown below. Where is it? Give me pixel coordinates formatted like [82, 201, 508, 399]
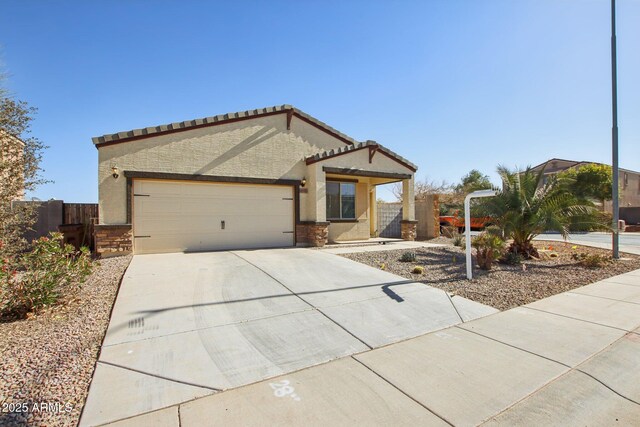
[1, 0, 638, 202]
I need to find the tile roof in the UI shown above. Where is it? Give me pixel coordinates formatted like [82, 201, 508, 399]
[92, 105, 359, 146]
[532, 158, 639, 175]
[306, 140, 417, 172]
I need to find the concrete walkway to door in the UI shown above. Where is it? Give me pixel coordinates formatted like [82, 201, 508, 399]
[80, 248, 497, 426]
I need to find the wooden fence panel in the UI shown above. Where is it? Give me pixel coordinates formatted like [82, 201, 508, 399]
[62, 203, 99, 250]
[63, 203, 99, 225]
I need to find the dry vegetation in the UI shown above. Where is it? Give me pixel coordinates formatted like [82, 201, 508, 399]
[340, 241, 640, 311]
[0, 256, 131, 427]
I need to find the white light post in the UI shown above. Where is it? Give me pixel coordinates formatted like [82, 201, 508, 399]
[465, 189, 497, 280]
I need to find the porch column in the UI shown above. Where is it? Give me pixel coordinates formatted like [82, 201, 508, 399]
[300, 162, 329, 246]
[369, 185, 377, 237]
[401, 176, 417, 240]
[308, 162, 326, 222]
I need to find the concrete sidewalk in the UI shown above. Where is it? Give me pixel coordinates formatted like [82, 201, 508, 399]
[320, 239, 445, 254]
[105, 269, 640, 426]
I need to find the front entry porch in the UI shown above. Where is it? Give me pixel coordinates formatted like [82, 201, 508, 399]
[298, 141, 418, 247]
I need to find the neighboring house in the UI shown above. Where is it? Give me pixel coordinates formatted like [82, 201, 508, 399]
[93, 105, 417, 256]
[531, 158, 640, 212]
[0, 129, 26, 200]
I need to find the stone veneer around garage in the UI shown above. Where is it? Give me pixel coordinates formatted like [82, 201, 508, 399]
[94, 224, 132, 257]
[296, 222, 329, 247]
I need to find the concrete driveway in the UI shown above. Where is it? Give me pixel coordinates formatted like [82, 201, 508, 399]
[81, 248, 496, 426]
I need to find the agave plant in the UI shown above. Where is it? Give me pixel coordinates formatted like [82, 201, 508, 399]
[476, 166, 608, 259]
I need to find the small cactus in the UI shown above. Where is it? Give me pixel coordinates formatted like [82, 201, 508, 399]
[399, 252, 417, 262]
[412, 266, 425, 274]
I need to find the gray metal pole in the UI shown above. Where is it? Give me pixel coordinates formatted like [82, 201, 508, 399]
[611, 0, 620, 259]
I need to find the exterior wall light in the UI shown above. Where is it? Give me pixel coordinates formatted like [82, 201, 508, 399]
[112, 166, 119, 179]
[300, 177, 307, 187]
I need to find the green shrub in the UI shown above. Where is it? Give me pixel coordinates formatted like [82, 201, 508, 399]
[571, 252, 610, 268]
[399, 252, 417, 262]
[501, 251, 523, 265]
[452, 233, 465, 248]
[0, 232, 93, 318]
[471, 232, 505, 270]
[412, 266, 425, 274]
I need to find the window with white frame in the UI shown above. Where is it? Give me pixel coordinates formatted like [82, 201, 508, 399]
[326, 181, 356, 220]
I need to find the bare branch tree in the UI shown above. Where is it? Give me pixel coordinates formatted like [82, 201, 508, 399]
[391, 178, 452, 202]
[0, 78, 48, 257]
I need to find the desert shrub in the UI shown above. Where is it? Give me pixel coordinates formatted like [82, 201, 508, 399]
[399, 252, 417, 262]
[412, 266, 425, 274]
[0, 232, 92, 318]
[440, 225, 455, 238]
[501, 251, 523, 265]
[452, 233, 465, 248]
[476, 166, 608, 259]
[471, 232, 505, 270]
[571, 252, 610, 269]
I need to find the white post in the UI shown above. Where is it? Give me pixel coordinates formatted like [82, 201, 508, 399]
[465, 190, 497, 280]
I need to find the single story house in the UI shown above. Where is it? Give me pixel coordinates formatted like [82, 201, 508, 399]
[93, 105, 417, 256]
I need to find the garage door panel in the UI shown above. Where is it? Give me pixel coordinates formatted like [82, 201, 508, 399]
[133, 180, 294, 254]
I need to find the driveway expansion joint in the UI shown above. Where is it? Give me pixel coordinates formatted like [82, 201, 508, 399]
[350, 356, 455, 427]
[575, 368, 640, 406]
[523, 306, 634, 332]
[568, 290, 640, 306]
[230, 250, 374, 350]
[102, 306, 317, 348]
[454, 325, 572, 369]
[97, 360, 222, 392]
[444, 292, 465, 323]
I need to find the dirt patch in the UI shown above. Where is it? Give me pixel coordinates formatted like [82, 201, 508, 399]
[340, 241, 640, 311]
[0, 255, 131, 427]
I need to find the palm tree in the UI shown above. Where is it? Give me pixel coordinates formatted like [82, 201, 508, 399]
[477, 166, 607, 259]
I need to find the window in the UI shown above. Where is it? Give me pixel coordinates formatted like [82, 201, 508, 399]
[623, 173, 628, 189]
[326, 181, 356, 220]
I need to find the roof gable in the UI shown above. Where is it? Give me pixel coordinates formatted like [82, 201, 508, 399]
[92, 105, 358, 147]
[306, 140, 417, 172]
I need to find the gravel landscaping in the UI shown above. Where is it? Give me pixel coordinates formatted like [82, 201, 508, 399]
[339, 241, 640, 311]
[0, 255, 131, 427]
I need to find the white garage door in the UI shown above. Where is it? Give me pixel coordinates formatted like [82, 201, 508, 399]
[132, 180, 295, 254]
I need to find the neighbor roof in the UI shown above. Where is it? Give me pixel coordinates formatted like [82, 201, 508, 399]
[532, 158, 639, 175]
[92, 105, 360, 146]
[306, 140, 417, 172]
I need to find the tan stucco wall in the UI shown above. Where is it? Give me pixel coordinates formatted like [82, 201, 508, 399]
[328, 182, 370, 241]
[98, 114, 347, 224]
[603, 172, 640, 212]
[620, 172, 640, 208]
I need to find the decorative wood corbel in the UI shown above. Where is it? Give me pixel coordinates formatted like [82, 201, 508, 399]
[286, 109, 294, 130]
[368, 145, 378, 163]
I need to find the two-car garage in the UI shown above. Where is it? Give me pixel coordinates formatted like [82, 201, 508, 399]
[131, 179, 295, 254]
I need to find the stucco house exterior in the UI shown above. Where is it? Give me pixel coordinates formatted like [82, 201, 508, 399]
[532, 158, 640, 212]
[93, 105, 417, 256]
[0, 129, 26, 200]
